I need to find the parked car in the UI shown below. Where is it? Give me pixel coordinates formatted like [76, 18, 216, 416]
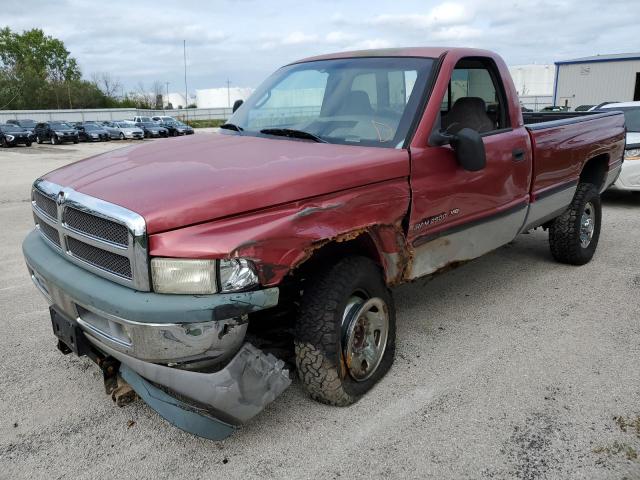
[598, 101, 640, 193]
[34, 121, 79, 144]
[589, 101, 620, 111]
[158, 119, 194, 136]
[136, 121, 168, 138]
[75, 123, 110, 142]
[132, 116, 155, 124]
[6, 119, 37, 138]
[0, 123, 33, 147]
[152, 115, 177, 123]
[104, 121, 144, 140]
[540, 105, 569, 112]
[22, 47, 625, 440]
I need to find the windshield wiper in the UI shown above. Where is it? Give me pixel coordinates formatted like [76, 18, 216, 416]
[220, 123, 244, 132]
[260, 128, 327, 143]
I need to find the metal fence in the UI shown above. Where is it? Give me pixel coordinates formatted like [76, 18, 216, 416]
[0, 107, 233, 123]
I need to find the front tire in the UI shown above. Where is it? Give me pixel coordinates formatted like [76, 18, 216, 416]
[36, 135, 42, 144]
[294, 256, 396, 406]
[51, 135, 58, 145]
[548, 182, 601, 265]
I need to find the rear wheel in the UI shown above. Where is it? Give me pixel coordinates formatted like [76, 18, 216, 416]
[548, 182, 601, 265]
[1, 137, 7, 147]
[294, 256, 395, 406]
[26, 141, 32, 147]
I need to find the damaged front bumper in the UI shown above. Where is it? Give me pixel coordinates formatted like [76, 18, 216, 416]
[22, 230, 291, 439]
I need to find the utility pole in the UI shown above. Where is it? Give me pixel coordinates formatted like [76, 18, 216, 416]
[226, 79, 231, 108]
[165, 82, 169, 110]
[183, 40, 188, 120]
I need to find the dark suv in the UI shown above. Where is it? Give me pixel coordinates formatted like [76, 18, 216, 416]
[34, 121, 79, 145]
[0, 124, 33, 147]
[7, 119, 37, 138]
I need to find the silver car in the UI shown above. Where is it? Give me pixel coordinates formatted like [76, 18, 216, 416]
[106, 121, 145, 140]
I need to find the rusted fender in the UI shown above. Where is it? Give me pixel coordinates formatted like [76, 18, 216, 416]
[149, 178, 411, 286]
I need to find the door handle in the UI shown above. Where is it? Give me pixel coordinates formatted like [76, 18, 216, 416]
[512, 148, 525, 161]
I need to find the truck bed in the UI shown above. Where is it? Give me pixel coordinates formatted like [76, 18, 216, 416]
[523, 110, 626, 198]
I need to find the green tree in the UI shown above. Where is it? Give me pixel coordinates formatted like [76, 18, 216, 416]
[0, 27, 82, 109]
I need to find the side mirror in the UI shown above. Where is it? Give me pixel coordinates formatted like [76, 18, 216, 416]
[232, 99, 243, 113]
[450, 128, 486, 171]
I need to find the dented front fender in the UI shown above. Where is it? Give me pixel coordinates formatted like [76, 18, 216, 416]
[149, 178, 412, 286]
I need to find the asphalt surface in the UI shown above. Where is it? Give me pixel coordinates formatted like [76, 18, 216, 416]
[1, 136, 639, 480]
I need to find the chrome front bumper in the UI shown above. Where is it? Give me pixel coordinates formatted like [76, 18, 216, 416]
[23, 229, 291, 438]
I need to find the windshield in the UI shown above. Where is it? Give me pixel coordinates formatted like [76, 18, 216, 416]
[623, 109, 640, 132]
[139, 117, 153, 122]
[18, 120, 36, 127]
[1, 124, 24, 132]
[50, 122, 71, 129]
[601, 106, 640, 132]
[141, 122, 157, 127]
[84, 124, 100, 131]
[227, 57, 435, 148]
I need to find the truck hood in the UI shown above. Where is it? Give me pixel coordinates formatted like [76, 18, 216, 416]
[44, 132, 409, 233]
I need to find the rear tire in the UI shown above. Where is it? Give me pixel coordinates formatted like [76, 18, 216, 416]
[26, 141, 32, 147]
[294, 256, 396, 406]
[548, 182, 601, 265]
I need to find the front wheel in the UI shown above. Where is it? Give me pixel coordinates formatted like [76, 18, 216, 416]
[51, 135, 58, 145]
[36, 135, 42, 144]
[548, 182, 601, 265]
[119, 133, 125, 140]
[294, 256, 396, 406]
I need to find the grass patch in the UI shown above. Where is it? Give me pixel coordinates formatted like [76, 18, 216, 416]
[180, 119, 225, 128]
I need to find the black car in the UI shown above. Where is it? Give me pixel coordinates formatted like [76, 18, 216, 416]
[6, 119, 37, 138]
[169, 120, 194, 135]
[75, 123, 110, 142]
[0, 124, 33, 147]
[34, 121, 79, 145]
[136, 122, 168, 138]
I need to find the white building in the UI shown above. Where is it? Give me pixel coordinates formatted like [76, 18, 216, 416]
[163, 92, 196, 109]
[508, 64, 554, 111]
[196, 87, 254, 109]
[554, 53, 640, 109]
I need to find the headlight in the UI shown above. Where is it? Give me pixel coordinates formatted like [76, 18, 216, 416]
[151, 258, 217, 294]
[624, 148, 640, 160]
[219, 258, 259, 292]
[6, 135, 14, 141]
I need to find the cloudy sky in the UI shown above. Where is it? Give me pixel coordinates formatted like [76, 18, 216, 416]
[5, 0, 639, 94]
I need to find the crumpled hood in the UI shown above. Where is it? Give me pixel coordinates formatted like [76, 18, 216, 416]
[44, 132, 409, 234]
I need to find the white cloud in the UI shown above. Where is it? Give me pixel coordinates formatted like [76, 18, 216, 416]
[281, 32, 319, 45]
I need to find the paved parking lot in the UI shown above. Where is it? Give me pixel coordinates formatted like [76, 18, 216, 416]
[1, 137, 639, 480]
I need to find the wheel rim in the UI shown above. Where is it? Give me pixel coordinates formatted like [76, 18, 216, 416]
[580, 201, 596, 248]
[342, 295, 389, 382]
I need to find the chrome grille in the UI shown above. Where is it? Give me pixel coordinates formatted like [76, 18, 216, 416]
[37, 218, 61, 246]
[31, 179, 149, 291]
[33, 189, 57, 219]
[64, 207, 128, 246]
[67, 237, 132, 278]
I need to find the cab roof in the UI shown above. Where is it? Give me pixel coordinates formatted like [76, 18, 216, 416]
[290, 47, 497, 64]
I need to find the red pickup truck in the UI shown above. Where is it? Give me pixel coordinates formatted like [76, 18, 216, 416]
[23, 47, 625, 439]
